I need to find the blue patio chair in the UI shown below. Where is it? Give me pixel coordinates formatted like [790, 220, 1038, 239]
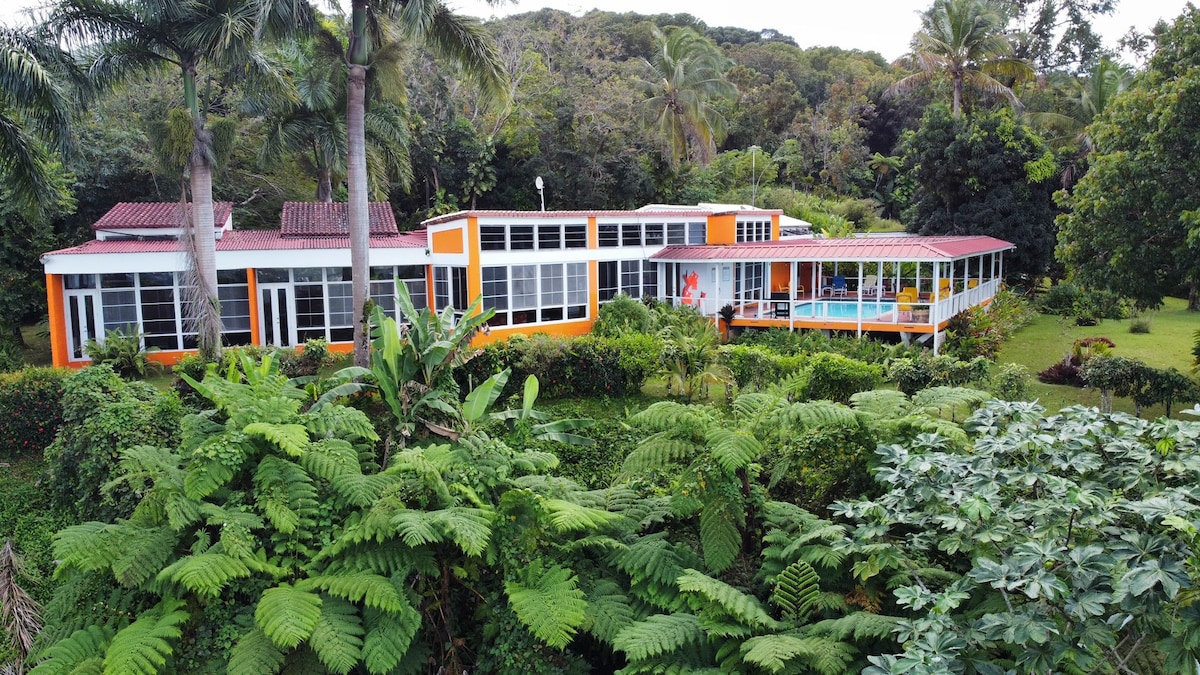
[824, 275, 847, 297]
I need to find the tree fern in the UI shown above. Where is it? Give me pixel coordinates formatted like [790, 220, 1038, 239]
[299, 439, 362, 482]
[53, 522, 130, 575]
[109, 525, 177, 588]
[583, 580, 636, 644]
[542, 498, 622, 533]
[184, 432, 251, 499]
[621, 437, 700, 477]
[297, 573, 403, 613]
[255, 584, 322, 650]
[806, 612, 903, 642]
[156, 551, 252, 598]
[613, 613, 705, 661]
[505, 561, 588, 649]
[783, 401, 861, 430]
[28, 625, 112, 675]
[101, 598, 188, 675]
[740, 634, 854, 675]
[430, 506, 492, 557]
[771, 561, 821, 620]
[301, 405, 379, 443]
[330, 472, 398, 509]
[307, 596, 363, 675]
[629, 401, 719, 435]
[227, 627, 284, 675]
[676, 569, 779, 630]
[254, 455, 318, 535]
[615, 534, 689, 605]
[244, 422, 310, 457]
[361, 603, 421, 675]
[705, 427, 762, 473]
[849, 390, 912, 417]
[699, 495, 742, 574]
[909, 386, 991, 420]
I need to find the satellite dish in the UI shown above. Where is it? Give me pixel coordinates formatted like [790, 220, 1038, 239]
[535, 176, 544, 190]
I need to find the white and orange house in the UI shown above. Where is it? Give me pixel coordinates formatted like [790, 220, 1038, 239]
[41, 201, 1013, 367]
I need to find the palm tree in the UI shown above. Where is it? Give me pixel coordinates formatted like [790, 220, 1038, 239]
[259, 18, 411, 202]
[345, 0, 506, 366]
[50, 0, 313, 360]
[0, 26, 78, 220]
[634, 26, 737, 166]
[889, 0, 1033, 117]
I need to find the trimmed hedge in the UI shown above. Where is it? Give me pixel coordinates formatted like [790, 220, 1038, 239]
[0, 366, 69, 460]
[456, 333, 661, 400]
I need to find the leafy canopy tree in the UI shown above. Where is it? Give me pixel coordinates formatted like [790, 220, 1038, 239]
[1004, 0, 1116, 72]
[345, 0, 506, 367]
[634, 25, 738, 166]
[49, 0, 313, 360]
[1057, 6, 1200, 311]
[889, 0, 1033, 118]
[899, 105, 1058, 280]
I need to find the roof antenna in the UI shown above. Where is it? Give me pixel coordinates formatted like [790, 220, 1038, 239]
[535, 176, 545, 211]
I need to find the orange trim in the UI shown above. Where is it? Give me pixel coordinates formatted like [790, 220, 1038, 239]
[588, 259, 599, 322]
[587, 216, 597, 248]
[432, 227, 465, 254]
[707, 213, 737, 245]
[772, 214, 780, 240]
[471, 320, 593, 346]
[466, 217, 481, 317]
[46, 274, 68, 367]
[246, 268, 260, 346]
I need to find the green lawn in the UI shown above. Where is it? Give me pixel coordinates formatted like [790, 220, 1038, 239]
[996, 297, 1199, 418]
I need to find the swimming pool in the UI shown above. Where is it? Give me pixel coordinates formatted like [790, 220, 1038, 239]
[793, 301, 896, 319]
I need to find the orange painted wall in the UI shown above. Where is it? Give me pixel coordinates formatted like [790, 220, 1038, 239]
[46, 274, 68, 367]
[431, 227, 465, 254]
[772, 214, 780, 240]
[471, 320, 593, 346]
[707, 214, 737, 245]
[770, 263, 792, 293]
[246, 268, 260, 345]
[587, 216, 598, 248]
[465, 217, 482, 314]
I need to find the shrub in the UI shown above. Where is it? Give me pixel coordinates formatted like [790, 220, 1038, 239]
[989, 363, 1031, 401]
[804, 352, 881, 403]
[1071, 287, 1129, 325]
[591, 293, 651, 336]
[1037, 361, 1082, 386]
[1038, 282, 1079, 315]
[718, 344, 806, 390]
[276, 338, 330, 377]
[0, 367, 69, 460]
[84, 328, 156, 378]
[43, 365, 184, 521]
[1128, 313, 1153, 334]
[766, 422, 877, 511]
[1194, 329, 1200, 372]
[0, 340, 20, 373]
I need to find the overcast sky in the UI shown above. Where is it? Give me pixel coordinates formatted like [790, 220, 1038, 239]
[0, 0, 1191, 62]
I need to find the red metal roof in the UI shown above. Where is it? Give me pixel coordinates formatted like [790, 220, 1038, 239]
[651, 236, 1013, 262]
[421, 207, 782, 227]
[92, 202, 234, 230]
[281, 201, 399, 236]
[44, 229, 427, 256]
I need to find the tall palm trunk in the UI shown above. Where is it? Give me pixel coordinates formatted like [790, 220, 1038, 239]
[316, 166, 333, 202]
[184, 64, 221, 360]
[348, 1, 371, 367]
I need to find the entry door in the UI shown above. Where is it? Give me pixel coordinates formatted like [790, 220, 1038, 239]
[259, 284, 294, 347]
[63, 290, 101, 361]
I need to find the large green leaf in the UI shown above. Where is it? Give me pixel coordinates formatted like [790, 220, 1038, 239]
[255, 584, 322, 650]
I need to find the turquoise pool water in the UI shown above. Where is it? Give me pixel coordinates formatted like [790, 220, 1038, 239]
[794, 301, 895, 319]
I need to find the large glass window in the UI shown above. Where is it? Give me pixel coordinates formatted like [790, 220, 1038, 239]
[566, 262, 588, 319]
[540, 264, 564, 321]
[688, 222, 707, 244]
[645, 223, 664, 245]
[620, 260, 641, 297]
[511, 265, 538, 324]
[598, 261, 618, 301]
[139, 272, 178, 349]
[100, 273, 137, 335]
[667, 222, 686, 245]
[482, 266, 509, 326]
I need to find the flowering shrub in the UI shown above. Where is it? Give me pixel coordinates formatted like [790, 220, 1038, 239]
[0, 366, 69, 460]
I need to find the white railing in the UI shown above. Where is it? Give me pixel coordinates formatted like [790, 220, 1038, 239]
[665, 278, 1002, 327]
